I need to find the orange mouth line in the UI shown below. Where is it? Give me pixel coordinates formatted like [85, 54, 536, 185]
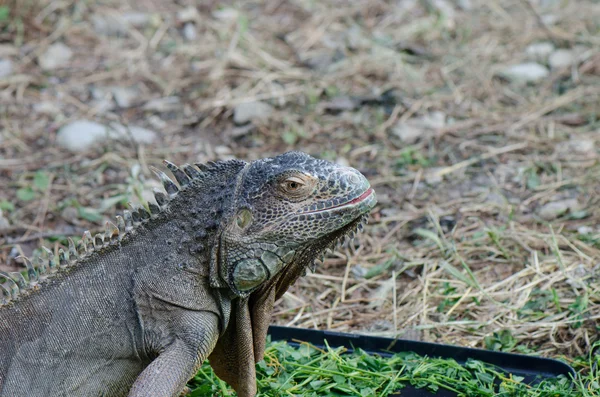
[304, 188, 374, 214]
[347, 188, 374, 205]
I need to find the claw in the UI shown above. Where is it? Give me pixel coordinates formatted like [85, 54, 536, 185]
[105, 221, 119, 241]
[0, 272, 19, 300]
[94, 234, 104, 249]
[76, 240, 86, 256]
[42, 247, 57, 271]
[164, 160, 191, 187]
[68, 238, 78, 261]
[116, 215, 126, 235]
[150, 166, 179, 197]
[131, 209, 141, 224]
[138, 207, 151, 220]
[183, 164, 202, 179]
[83, 231, 94, 252]
[148, 202, 161, 215]
[0, 284, 11, 305]
[18, 256, 38, 284]
[58, 249, 68, 267]
[123, 211, 134, 230]
[34, 255, 47, 276]
[153, 188, 168, 207]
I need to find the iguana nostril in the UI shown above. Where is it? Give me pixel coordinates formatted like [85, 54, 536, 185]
[334, 171, 369, 195]
[347, 172, 361, 185]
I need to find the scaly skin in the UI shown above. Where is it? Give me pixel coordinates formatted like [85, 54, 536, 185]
[0, 151, 376, 397]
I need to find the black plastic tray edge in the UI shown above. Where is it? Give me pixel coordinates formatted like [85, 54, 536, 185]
[267, 325, 576, 379]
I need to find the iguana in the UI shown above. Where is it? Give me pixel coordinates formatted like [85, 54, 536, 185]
[0, 151, 376, 397]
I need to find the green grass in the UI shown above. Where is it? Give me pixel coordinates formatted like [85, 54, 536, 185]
[187, 339, 597, 397]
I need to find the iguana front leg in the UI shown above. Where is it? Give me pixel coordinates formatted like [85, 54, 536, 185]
[128, 311, 220, 397]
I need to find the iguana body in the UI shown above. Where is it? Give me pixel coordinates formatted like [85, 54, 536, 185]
[0, 151, 376, 397]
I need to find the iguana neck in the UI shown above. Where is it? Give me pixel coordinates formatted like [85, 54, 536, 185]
[0, 160, 247, 308]
[137, 160, 247, 277]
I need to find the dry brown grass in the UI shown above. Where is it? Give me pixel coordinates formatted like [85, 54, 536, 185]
[1, 0, 600, 372]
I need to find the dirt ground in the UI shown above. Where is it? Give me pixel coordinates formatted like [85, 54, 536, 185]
[1, 0, 599, 370]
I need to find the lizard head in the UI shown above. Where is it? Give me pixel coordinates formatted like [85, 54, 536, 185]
[219, 151, 376, 297]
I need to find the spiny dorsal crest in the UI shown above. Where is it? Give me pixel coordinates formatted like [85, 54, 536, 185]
[0, 159, 232, 307]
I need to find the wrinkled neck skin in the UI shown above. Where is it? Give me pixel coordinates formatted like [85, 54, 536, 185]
[130, 162, 248, 330]
[219, 233, 300, 298]
[158, 162, 246, 275]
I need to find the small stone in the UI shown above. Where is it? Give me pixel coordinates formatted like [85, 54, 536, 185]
[391, 111, 444, 143]
[214, 145, 233, 156]
[379, 207, 401, 217]
[431, 0, 456, 22]
[578, 226, 594, 235]
[122, 12, 151, 28]
[457, 0, 472, 10]
[212, 8, 239, 21]
[57, 120, 157, 152]
[215, 146, 235, 160]
[143, 96, 181, 112]
[424, 168, 444, 185]
[0, 210, 10, 230]
[567, 139, 595, 155]
[0, 59, 13, 78]
[566, 263, 587, 289]
[420, 111, 445, 129]
[91, 14, 128, 36]
[110, 86, 138, 108]
[182, 23, 197, 41]
[0, 45, 17, 57]
[319, 96, 358, 112]
[38, 43, 73, 71]
[61, 207, 79, 224]
[147, 115, 167, 130]
[304, 52, 337, 71]
[91, 98, 113, 114]
[541, 14, 559, 25]
[538, 198, 579, 220]
[233, 101, 274, 125]
[177, 6, 199, 23]
[34, 101, 61, 115]
[351, 265, 367, 279]
[549, 49, 575, 69]
[90, 86, 107, 100]
[230, 124, 255, 138]
[525, 42, 555, 63]
[56, 121, 108, 152]
[538, 0, 561, 8]
[345, 26, 370, 50]
[391, 123, 421, 144]
[499, 63, 549, 84]
[366, 319, 394, 333]
[486, 192, 507, 206]
[109, 124, 157, 145]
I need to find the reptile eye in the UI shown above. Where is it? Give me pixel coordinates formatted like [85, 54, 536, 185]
[281, 177, 305, 193]
[277, 174, 316, 199]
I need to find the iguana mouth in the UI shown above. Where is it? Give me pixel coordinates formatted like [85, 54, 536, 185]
[332, 188, 374, 208]
[304, 188, 375, 214]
